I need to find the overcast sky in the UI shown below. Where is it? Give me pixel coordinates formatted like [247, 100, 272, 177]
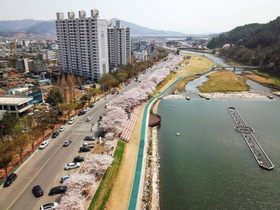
[0, 0, 279, 34]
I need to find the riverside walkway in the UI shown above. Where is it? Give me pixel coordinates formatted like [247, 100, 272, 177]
[228, 107, 274, 170]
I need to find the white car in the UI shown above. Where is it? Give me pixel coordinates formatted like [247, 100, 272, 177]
[86, 116, 93, 122]
[40, 202, 58, 210]
[39, 141, 49, 149]
[83, 107, 91, 112]
[68, 118, 75, 124]
[64, 162, 80, 170]
[59, 126, 66, 132]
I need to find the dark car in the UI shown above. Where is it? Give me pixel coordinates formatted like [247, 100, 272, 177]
[78, 110, 86, 116]
[32, 185, 44, 197]
[52, 131, 59, 138]
[3, 173, 17, 187]
[89, 104, 94, 108]
[84, 136, 95, 141]
[74, 156, 84, 162]
[79, 146, 91, 152]
[49, 186, 67, 195]
[63, 140, 72, 147]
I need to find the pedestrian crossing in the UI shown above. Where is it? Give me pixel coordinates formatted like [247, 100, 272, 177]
[68, 123, 95, 134]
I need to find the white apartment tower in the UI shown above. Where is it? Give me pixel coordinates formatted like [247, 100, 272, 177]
[56, 9, 109, 80]
[108, 20, 131, 70]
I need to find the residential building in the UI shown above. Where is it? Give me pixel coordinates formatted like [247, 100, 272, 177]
[28, 60, 47, 74]
[16, 58, 29, 73]
[56, 9, 109, 81]
[134, 50, 148, 61]
[108, 20, 131, 70]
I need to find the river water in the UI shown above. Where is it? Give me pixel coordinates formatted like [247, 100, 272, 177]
[158, 51, 280, 209]
[158, 98, 280, 210]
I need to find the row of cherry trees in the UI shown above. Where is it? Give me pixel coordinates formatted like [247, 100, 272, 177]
[100, 55, 184, 138]
[57, 154, 114, 210]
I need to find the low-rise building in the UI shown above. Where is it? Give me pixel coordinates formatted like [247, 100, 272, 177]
[0, 96, 34, 117]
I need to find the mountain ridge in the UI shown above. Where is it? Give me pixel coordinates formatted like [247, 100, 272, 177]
[0, 18, 186, 36]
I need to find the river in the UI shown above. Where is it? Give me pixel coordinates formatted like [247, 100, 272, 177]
[158, 98, 280, 210]
[158, 51, 280, 210]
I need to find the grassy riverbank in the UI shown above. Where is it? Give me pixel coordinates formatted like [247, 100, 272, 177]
[198, 70, 250, 92]
[243, 70, 280, 90]
[153, 53, 214, 96]
[88, 141, 125, 210]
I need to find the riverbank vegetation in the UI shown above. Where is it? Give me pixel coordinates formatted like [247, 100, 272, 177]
[198, 70, 250, 92]
[208, 16, 280, 76]
[243, 70, 280, 90]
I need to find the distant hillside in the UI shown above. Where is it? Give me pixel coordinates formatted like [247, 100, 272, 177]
[0, 18, 186, 37]
[208, 17, 280, 75]
[25, 21, 56, 36]
[0, 19, 43, 32]
[109, 18, 186, 36]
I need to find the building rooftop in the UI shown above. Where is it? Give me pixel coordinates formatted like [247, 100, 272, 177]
[0, 96, 33, 105]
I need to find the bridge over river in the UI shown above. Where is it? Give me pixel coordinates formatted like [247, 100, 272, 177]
[228, 107, 274, 170]
[214, 66, 258, 71]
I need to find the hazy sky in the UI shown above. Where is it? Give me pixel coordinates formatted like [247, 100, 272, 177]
[1, 0, 279, 34]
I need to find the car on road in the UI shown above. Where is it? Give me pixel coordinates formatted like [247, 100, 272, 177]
[89, 104, 94, 108]
[32, 185, 44, 197]
[64, 162, 80, 170]
[84, 136, 95, 141]
[78, 110, 86, 116]
[49, 186, 67, 195]
[60, 175, 70, 183]
[86, 116, 93, 122]
[40, 202, 58, 210]
[39, 141, 49, 149]
[104, 103, 109, 108]
[83, 107, 91, 112]
[74, 156, 84, 162]
[52, 131, 59, 138]
[63, 140, 72, 147]
[82, 142, 94, 148]
[3, 173, 17, 187]
[68, 117, 75, 124]
[59, 126, 66, 132]
[79, 146, 91, 152]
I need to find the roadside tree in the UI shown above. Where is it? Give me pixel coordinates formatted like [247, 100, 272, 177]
[45, 88, 64, 107]
[13, 133, 30, 163]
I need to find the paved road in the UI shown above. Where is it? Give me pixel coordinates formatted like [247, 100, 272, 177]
[0, 57, 170, 210]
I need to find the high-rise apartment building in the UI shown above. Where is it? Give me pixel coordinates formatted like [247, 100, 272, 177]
[56, 9, 109, 81]
[108, 20, 131, 70]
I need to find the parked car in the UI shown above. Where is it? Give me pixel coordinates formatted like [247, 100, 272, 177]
[86, 116, 93, 122]
[78, 110, 86, 116]
[64, 162, 80, 170]
[32, 185, 44, 197]
[68, 118, 75, 124]
[73, 156, 84, 162]
[83, 107, 91, 112]
[84, 136, 95, 141]
[3, 173, 17, 187]
[40, 202, 58, 210]
[60, 175, 70, 183]
[82, 142, 94, 148]
[89, 104, 94, 108]
[52, 131, 59, 138]
[59, 126, 66, 132]
[79, 146, 91, 152]
[39, 141, 49, 149]
[63, 140, 72, 147]
[49, 186, 67, 195]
